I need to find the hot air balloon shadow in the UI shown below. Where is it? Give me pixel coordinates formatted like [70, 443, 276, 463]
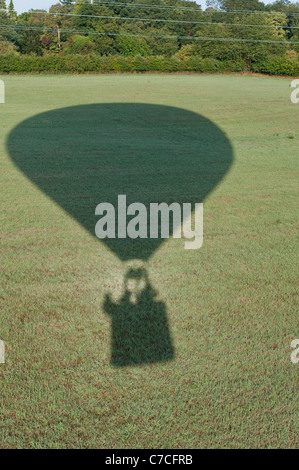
[7, 103, 234, 367]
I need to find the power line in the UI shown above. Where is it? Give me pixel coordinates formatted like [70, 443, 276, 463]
[1, 24, 298, 44]
[216, 8, 299, 16]
[62, 1, 299, 16]
[30, 10, 299, 30]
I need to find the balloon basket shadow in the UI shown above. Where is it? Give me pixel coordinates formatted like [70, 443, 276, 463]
[103, 261, 175, 367]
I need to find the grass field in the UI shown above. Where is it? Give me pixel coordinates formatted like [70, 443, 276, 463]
[0, 74, 298, 449]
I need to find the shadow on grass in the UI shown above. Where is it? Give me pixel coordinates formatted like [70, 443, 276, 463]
[104, 267, 174, 367]
[7, 103, 233, 366]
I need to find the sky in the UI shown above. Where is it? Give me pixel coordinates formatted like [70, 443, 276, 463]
[12, 0, 286, 15]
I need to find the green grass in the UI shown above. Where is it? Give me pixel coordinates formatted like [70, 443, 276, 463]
[0, 74, 298, 449]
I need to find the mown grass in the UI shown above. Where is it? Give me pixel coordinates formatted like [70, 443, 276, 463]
[0, 74, 298, 449]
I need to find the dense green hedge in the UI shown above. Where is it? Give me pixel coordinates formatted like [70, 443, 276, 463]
[0, 53, 298, 76]
[251, 56, 299, 76]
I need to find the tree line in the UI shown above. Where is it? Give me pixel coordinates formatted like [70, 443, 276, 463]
[0, 0, 298, 74]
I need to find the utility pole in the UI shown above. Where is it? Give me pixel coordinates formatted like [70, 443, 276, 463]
[57, 23, 61, 49]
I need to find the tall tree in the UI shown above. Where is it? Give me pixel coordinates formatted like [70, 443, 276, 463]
[0, 0, 7, 11]
[8, 0, 16, 18]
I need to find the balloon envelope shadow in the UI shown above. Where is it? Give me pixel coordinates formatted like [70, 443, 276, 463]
[7, 103, 233, 366]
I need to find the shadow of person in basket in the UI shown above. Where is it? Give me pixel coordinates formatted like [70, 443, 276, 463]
[103, 267, 174, 367]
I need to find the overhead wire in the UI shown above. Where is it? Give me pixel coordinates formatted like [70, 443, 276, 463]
[28, 10, 299, 30]
[1, 24, 298, 44]
[2, 1, 298, 45]
[62, 1, 299, 16]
